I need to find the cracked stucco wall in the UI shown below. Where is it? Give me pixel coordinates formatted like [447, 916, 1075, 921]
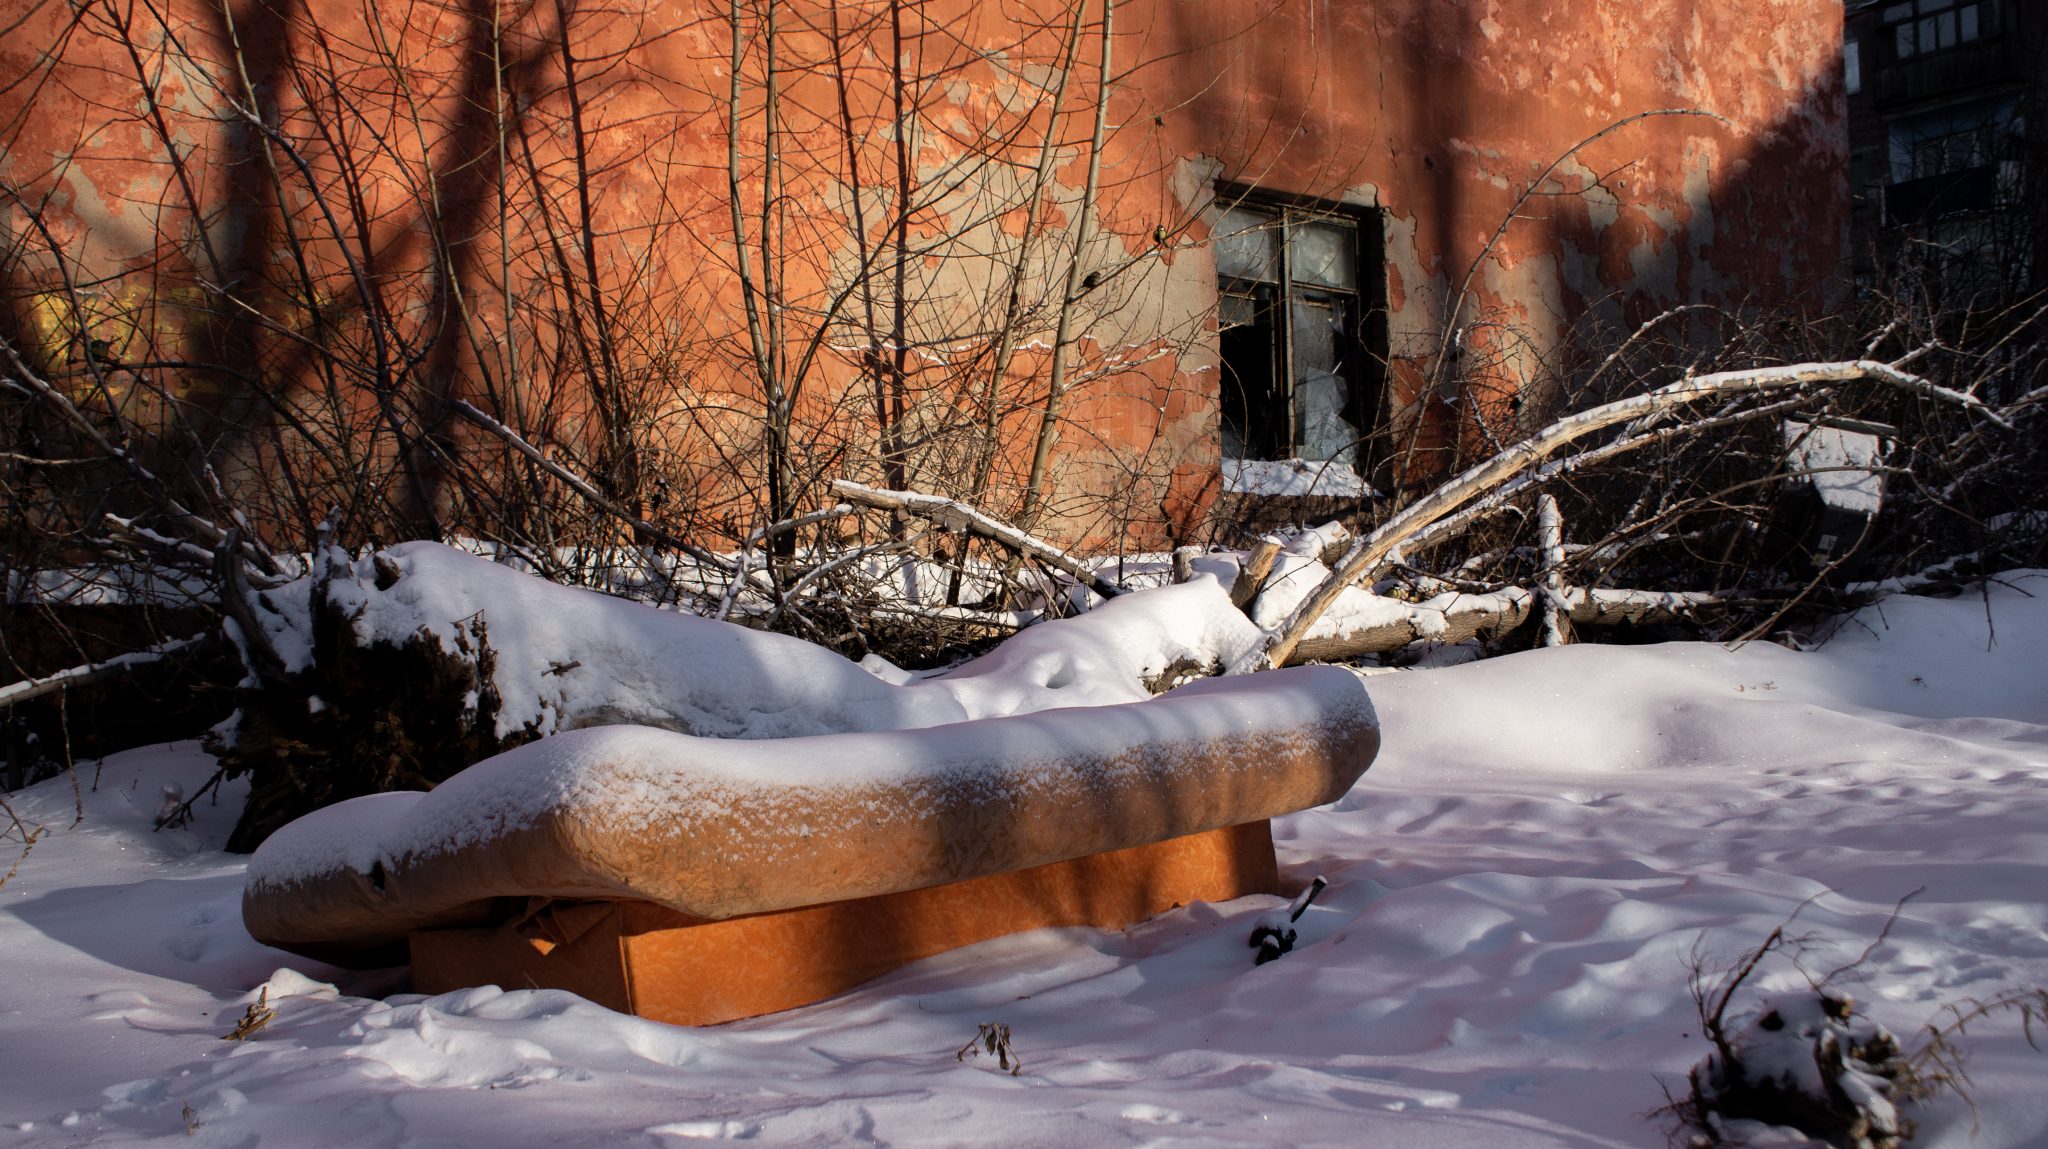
[2, 0, 1845, 541]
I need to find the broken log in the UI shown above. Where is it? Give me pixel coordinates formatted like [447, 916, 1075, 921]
[1230, 537, 1284, 611]
[1284, 586, 1744, 665]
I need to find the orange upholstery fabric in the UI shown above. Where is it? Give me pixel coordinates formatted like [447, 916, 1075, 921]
[411, 819, 1278, 1025]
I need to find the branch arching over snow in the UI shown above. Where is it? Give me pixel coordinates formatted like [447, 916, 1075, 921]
[830, 479, 1128, 602]
[1246, 358, 2005, 671]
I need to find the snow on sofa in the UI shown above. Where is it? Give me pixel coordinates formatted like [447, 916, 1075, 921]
[243, 665, 1379, 1025]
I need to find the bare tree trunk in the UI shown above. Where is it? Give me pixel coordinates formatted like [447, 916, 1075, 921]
[726, 0, 777, 519]
[883, 0, 914, 499]
[553, 0, 640, 526]
[965, 0, 1088, 507]
[1016, 0, 1113, 534]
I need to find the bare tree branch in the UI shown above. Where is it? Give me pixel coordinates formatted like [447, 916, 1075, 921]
[449, 400, 735, 573]
[0, 635, 215, 709]
[832, 480, 1127, 602]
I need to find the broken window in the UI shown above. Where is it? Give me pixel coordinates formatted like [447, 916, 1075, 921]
[1212, 193, 1385, 489]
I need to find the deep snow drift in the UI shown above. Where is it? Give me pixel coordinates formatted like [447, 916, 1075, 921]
[3, 575, 2047, 1147]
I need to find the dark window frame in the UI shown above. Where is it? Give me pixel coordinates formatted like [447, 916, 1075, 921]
[1210, 183, 1389, 482]
[1881, 0, 2003, 61]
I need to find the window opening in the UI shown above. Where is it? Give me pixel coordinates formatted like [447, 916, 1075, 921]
[1213, 193, 1385, 488]
[1885, 0, 2001, 58]
[1887, 98, 2021, 182]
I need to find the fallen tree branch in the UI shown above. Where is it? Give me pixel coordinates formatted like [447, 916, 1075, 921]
[1251, 358, 2003, 670]
[758, 504, 855, 545]
[450, 400, 735, 573]
[783, 528, 935, 602]
[0, 633, 215, 708]
[103, 513, 230, 572]
[1400, 395, 1815, 566]
[830, 480, 1128, 601]
[215, 530, 287, 685]
[1285, 586, 1754, 665]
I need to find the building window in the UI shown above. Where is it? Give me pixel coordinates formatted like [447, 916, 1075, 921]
[1212, 191, 1385, 485]
[1883, 0, 2001, 59]
[1888, 98, 2021, 182]
[1845, 38, 1862, 94]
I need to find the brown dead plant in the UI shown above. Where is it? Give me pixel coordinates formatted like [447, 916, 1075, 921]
[956, 1021, 1023, 1076]
[222, 986, 275, 1042]
[1660, 891, 2048, 1148]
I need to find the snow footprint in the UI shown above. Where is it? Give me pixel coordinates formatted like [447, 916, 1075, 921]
[650, 1119, 756, 1139]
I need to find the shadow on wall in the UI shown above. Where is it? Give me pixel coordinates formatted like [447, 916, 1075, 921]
[0, 0, 1847, 558]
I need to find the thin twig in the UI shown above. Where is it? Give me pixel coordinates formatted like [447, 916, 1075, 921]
[449, 400, 735, 573]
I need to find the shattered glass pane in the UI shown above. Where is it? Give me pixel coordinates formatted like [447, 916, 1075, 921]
[1289, 219, 1358, 289]
[1291, 297, 1359, 467]
[1218, 292, 1257, 331]
[1215, 206, 1278, 282]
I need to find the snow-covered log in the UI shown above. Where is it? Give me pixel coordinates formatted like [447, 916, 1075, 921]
[212, 541, 1266, 849]
[1287, 586, 1738, 664]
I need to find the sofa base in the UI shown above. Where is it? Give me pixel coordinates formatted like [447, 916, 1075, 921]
[409, 819, 1278, 1025]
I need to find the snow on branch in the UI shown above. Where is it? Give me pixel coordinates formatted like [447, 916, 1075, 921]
[1284, 586, 1751, 664]
[829, 480, 1129, 602]
[0, 633, 213, 709]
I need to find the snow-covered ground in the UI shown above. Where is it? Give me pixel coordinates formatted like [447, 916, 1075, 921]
[3, 575, 2046, 1147]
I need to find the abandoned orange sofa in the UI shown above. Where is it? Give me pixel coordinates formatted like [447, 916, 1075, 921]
[243, 665, 1380, 1024]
